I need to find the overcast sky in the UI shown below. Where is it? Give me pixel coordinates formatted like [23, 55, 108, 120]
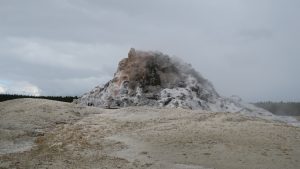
[0, 0, 299, 102]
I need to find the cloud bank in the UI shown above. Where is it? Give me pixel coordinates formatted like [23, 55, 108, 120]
[0, 0, 300, 101]
[0, 81, 41, 96]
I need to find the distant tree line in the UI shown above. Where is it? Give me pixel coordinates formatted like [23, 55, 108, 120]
[254, 101, 300, 116]
[0, 94, 78, 103]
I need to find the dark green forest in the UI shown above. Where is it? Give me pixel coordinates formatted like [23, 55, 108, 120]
[254, 102, 300, 116]
[0, 94, 78, 103]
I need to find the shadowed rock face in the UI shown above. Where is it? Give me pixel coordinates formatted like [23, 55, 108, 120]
[76, 48, 241, 111]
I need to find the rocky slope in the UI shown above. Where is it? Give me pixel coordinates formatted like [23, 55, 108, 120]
[77, 48, 245, 112]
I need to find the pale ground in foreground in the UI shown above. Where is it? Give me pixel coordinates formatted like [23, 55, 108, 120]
[0, 99, 300, 169]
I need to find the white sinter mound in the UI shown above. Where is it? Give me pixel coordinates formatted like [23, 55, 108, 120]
[75, 48, 298, 126]
[77, 49, 234, 110]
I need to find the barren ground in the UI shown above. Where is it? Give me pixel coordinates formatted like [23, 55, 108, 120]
[1, 99, 300, 169]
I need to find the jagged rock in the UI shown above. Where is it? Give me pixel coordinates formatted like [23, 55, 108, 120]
[76, 49, 249, 111]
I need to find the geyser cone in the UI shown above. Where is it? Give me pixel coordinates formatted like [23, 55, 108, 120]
[76, 48, 240, 111]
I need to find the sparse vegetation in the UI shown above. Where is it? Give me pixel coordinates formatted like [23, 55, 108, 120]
[255, 101, 300, 116]
[0, 94, 78, 103]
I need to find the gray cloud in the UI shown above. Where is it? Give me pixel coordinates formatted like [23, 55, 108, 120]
[0, 0, 300, 101]
[238, 29, 273, 41]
